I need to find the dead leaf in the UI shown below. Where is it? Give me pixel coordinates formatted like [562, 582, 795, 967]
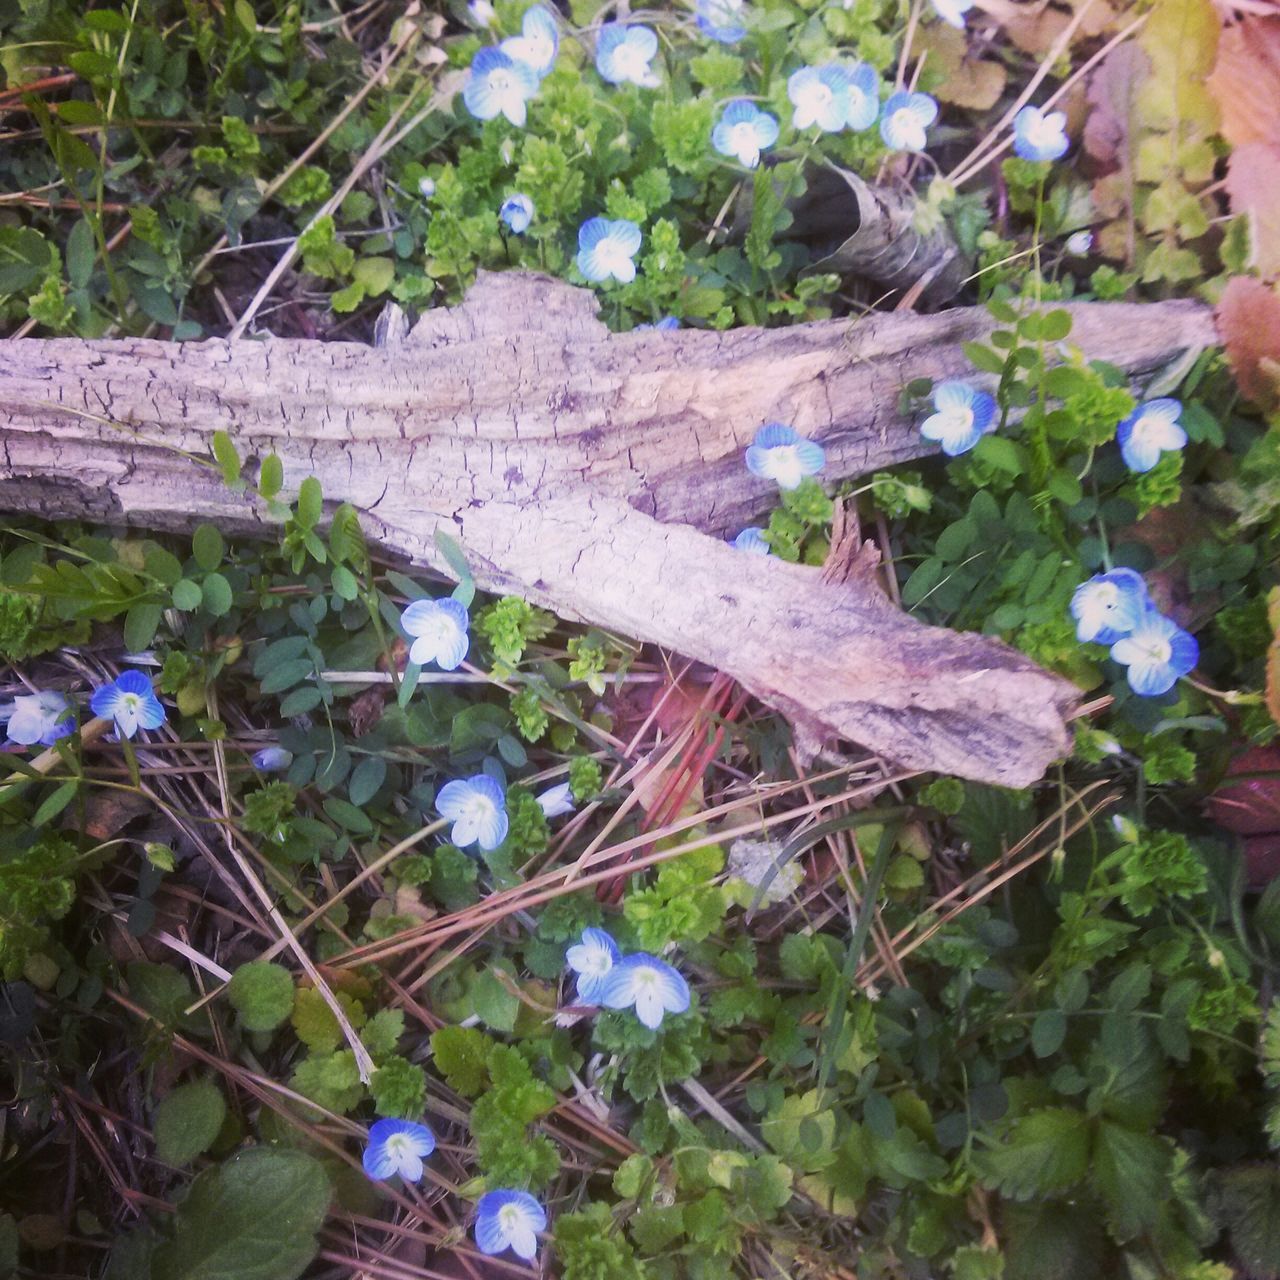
[1268, 587, 1280, 729]
[1206, 16, 1280, 146]
[79, 788, 152, 841]
[1083, 43, 1150, 166]
[1225, 142, 1280, 276]
[917, 24, 1006, 110]
[1216, 275, 1280, 407]
[1002, 0, 1118, 57]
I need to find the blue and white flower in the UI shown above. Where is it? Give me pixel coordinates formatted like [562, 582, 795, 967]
[1116, 398, 1187, 474]
[1069, 569, 1149, 645]
[919, 380, 997, 456]
[576, 217, 642, 284]
[788, 64, 851, 133]
[565, 926, 620, 1003]
[636, 315, 679, 331]
[930, 0, 974, 27]
[1013, 105, 1069, 162]
[417, 175, 436, 200]
[1065, 230, 1093, 256]
[599, 953, 691, 1029]
[463, 47, 540, 126]
[501, 5, 559, 77]
[468, 0, 496, 26]
[695, 0, 748, 43]
[879, 91, 938, 152]
[436, 774, 509, 850]
[401, 597, 470, 671]
[90, 671, 166, 740]
[732, 527, 771, 555]
[712, 100, 779, 169]
[475, 1189, 547, 1261]
[2, 690, 73, 747]
[595, 23, 660, 88]
[1109, 609, 1199, 697]
[745, 423, 826, 490]
[536, 781, 576, 819]
[841, 62, 881, 132]
[363, 1118, 436, 1182]
[252, 746, 295, 772]
[499, 192, 535, 234]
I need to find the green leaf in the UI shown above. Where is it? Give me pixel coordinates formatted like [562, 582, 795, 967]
[979, 1108, 1090, 1199]
[259, 658, 314, 695]
[347, 757, 386, 807]
[471, 967, 520, 1033]
[330, 565, 358, 601]
[433, 529, 475, 607]
[430, 1025, 493, 1097]
[150, 1147, 328, 1280]
[973, 434, 1025, 475]
[1217, 1165, 1280, 1279]
[322, 795, 373, 834]
[201, 573, 233, 618]
[211, 432, 241, 487]
[258, 454, 284, 499]
[172, 579, 203, 611]
[963, 341, 1007, 375]
[1031, 1009, 1067, 1058]
[154, 1080, 227, 1167]
[295, 477, 323, 530]
[192, 524, 225, 572]
[33, 781, 78, 826]
[124, 602, 163, 652]
[227, 962, 295, 1032]
[67, 218, 96, 289]
[1089, 1121, 1170, 1242]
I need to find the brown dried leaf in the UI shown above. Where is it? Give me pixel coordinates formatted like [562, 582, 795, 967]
[1225, 142, 1280, 276]
[1206, 15, 1280, 146]
[1083, 43, 1151, 166]
[917, 24, 1006, 109]
[1268, 587, 1280, 729]
[1216, 275, 1280, 407]
[1002, 0, 1118, 56]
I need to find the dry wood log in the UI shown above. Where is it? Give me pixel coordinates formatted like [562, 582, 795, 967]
[0, 272, 1216, 786]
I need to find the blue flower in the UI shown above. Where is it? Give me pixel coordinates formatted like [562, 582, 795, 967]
[468, 0, 496, 26]
[1116, 398, 1186, 473]
[879, 91, 938, 152]
[499, 192, 534, 234]
[463, 47, 540, 127]
[2, 690, 73, 747]
[401, 597, 470, 671]
[595, 22, 660, 88]
[417, 176, 436, 199]
[636, 315, 679, 331]
[712, 100, 779, 169]
[565, 926, 620, 1003]
[841, 62, 881, 132]
[536, 781, 576, 819]
[501, 5, 559, 77]
[363, 1118, 436, 1182]
[576, 217, 642, 284]
[919, 380, 997, 456]
[90, 671, 166, 740]
[732, 526, 771, 555]
[745, 423, 825, 490]
[475, 1189, 547, 1261]
[1013, 105, 1069, 162]
[930, 0, 974, 26]
[1109, 609, 1198, 697]
[599, 953, 691, 1029]
[1069, 569, 1149, 645]
[788, 65, 851, 133]
[252, 746, 295, 772]
[436, 773, 509, 850]
[695, 0, 747, 43]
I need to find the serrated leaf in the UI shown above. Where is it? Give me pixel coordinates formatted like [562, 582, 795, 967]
[227, 962, 294, 1032]
[1089, 1121, 1170, 1241]
[154, 1080, 226, 1167]
[979, 1108, 1090, 1199]
[150, 1147, 328, 1280]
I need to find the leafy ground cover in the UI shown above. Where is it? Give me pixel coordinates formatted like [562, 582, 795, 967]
[1, 0, 1280, 1277]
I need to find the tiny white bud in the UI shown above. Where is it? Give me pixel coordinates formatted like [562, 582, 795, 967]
[1065, 230, 1093, 256]
[417, 175, 436, 199]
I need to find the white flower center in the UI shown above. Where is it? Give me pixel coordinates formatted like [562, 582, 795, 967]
[633, 966, 659, 992]
[499, 1205, 522, 1232]
[730, 122, 757, 154]
[942, 406, 975, 434]
[613, 42, 647, 78]
[598, 241, 631, 274]
[1025, 115, 1059, 147]
[490, 70, 514, 95]
[463, 792, 497, 827]
[387, 1134, 412, 1159]
[891, 109, 924, 147]
[121, 694, 140, 713]
[1138, 637, 1172, 665]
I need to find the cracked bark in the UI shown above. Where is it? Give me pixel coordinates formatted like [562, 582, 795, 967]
[0, 272, 1217, 786]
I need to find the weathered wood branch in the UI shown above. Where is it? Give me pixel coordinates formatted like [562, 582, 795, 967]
[0, 273, 1216, 786]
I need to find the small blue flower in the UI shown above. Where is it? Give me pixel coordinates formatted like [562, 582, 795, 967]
[1013, 105, 1069, 162]
[880, 91, 938, 152]
[1069, 569, 1149, 645]
[464, 47, 540, 127]
[636, 315, 680, 331]
[745, 423, 825, 490]
[788, 64, 851, 133]
[501, 5, 559, 77]
[930, 0, 974, 27]
[2, 690, 73, 747]
[363, 1118, 436, 1182]
[468, 0, 496, 26]
[919, 380, 997, 456]
[841, 62, 881, 132]
[436, 773, 509, 850]
[576, 217, 642, 284]
[252, 746, 295, 772]
[401, 597, 470, 671]
[732, 527, 771, 555]
[595, 22, 660, 88]
[565, 926, 620, 1003]
[696, 0, 748, 43]
[1109, 609, 1198, 697]
[712, 99, 779, 169]
[599, 953, 691, 1029]
[475, 1189, 547, 1261]
[417, 175, 436, 200]
[499, 192, 535, 234]
[536, 781, 575, 819]
[1116, 398, 1186, 474]
[90, 671, 166, 740]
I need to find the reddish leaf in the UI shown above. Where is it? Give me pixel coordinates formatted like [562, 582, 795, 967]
[1206, 16, 1280, 148]
[1216, 275, 1280, 407]
[1208, 745, 1280, 836]
[1083, 43, 1151, 166]
[1225, 141, 1280, 276]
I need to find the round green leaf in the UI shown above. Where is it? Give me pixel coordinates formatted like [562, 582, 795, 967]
[172, 579, 203, 611]
[226, 962, 294, 1032]
[154, 1080, 227, 1167]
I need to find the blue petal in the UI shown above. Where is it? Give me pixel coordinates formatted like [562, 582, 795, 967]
[752, 422, 798, 449]
[435, 778, 474, 820]
[969, 392, 997, 434]
[138, 691, 167, 730]
[1126, 659, 1178, 698]
[475, 804, 510, 851]
[607, 219, 642, 256]
[475, 1204, 510, 1255]
[793, 439, 826, 475]
[578, 217, 610, 250]
[654, 962, 691, 1014]
[720, 98, 757, 127]
[115, 669, 153, 697]
[597, 959, 640, 1010]
[1169, 628, 1199, 677]
[752, 112, 780, 148]
[363, 1139, 398, 1180]
[89, 684, 122, 720]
